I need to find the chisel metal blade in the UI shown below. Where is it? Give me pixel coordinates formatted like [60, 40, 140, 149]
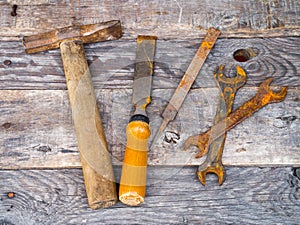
[132, 35, 157, 116]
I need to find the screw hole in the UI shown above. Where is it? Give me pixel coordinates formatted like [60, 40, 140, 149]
[11, 4, 17, 17]
[3, 60, 12, 66]
[233, 48, 259, 62]
[2, 122, 12, 129]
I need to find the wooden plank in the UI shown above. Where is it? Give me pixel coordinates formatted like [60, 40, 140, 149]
[0, 167, 299, 224]
[0, 87, 298, 169]
[0, 37, 299, 90]
[0, 0, 299, 40]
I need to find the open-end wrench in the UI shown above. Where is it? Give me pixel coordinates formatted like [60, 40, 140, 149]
[197, 65, 246, 186]
[184, 78, 287, 158]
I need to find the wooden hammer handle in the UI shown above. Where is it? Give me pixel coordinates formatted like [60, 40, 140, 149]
[60, 40, 117, 209]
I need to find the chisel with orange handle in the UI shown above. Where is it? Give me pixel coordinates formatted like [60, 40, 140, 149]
[119, 35, 157, 206]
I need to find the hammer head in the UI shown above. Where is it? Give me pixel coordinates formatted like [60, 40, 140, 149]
[23, 20, 122, 54]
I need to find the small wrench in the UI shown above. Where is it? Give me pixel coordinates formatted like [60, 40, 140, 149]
[184, 78, 287, 158]
[197, 65, 247, 186]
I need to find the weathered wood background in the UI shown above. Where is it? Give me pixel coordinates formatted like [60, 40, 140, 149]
[0, 0, 299, 224]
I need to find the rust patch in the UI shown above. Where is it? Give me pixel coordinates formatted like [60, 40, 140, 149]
[185, 78, 287, 158]
[7, 192, 15, 199]
[23, 20, 122, 54]
[196, 65, 247, 186]
[201, 41, 213, 50]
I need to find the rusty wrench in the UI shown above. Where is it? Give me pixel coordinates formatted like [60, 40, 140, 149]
[197, 65, 247, 186]
[184, 78, 287, 159]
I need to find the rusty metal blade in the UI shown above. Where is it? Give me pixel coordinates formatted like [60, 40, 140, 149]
[132, 35, 157, 116]
[23, 20, 122, 54]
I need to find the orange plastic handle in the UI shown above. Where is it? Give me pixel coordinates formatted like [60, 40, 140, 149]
[119, 119, 150, 206]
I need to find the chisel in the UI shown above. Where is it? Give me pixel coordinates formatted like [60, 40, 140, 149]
[119, 35, 157, 206]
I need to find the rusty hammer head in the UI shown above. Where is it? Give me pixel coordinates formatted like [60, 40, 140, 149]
[23, 20, 122, 54]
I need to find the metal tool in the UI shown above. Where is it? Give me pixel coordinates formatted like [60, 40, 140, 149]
[23, 21, 122, 209]
[184, 78, 287, 157]
[197, 65, 247, 186]
[151, 28, 221, 147]
[119, 35, 157, 206]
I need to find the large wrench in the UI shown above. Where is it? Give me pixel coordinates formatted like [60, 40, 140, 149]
[197, 65, 247, 186]
[184, 78, 287, 158]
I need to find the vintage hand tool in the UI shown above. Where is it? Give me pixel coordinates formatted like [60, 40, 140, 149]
[184, 78, 287, 158]
[23, 21, 122, 209]
[197, 65, 246, 186]
[119, 35, 157, 206]
[151, 28, 221, 146]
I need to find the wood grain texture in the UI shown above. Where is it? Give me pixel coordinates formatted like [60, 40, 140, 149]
[0, 0, 299, 40]
[0, 37, 299, 90]
[0, 167, 299, 224]
[0, 87, 298, 169]
[0, 0, 299, 222]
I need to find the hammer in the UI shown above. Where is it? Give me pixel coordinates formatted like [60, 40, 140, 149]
[23, 20, 122, 209]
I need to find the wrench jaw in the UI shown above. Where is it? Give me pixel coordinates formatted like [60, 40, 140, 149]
[183, 133, 208, 158]
[197, 163, 225, 186]
[213, 65, 247, 131]
[258, 78, 288, 105]
[214, 64, 225, 80]
[214, 65, 247, 88]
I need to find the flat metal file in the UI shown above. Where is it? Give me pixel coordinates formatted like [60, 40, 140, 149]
[152, 28, 221, 147]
